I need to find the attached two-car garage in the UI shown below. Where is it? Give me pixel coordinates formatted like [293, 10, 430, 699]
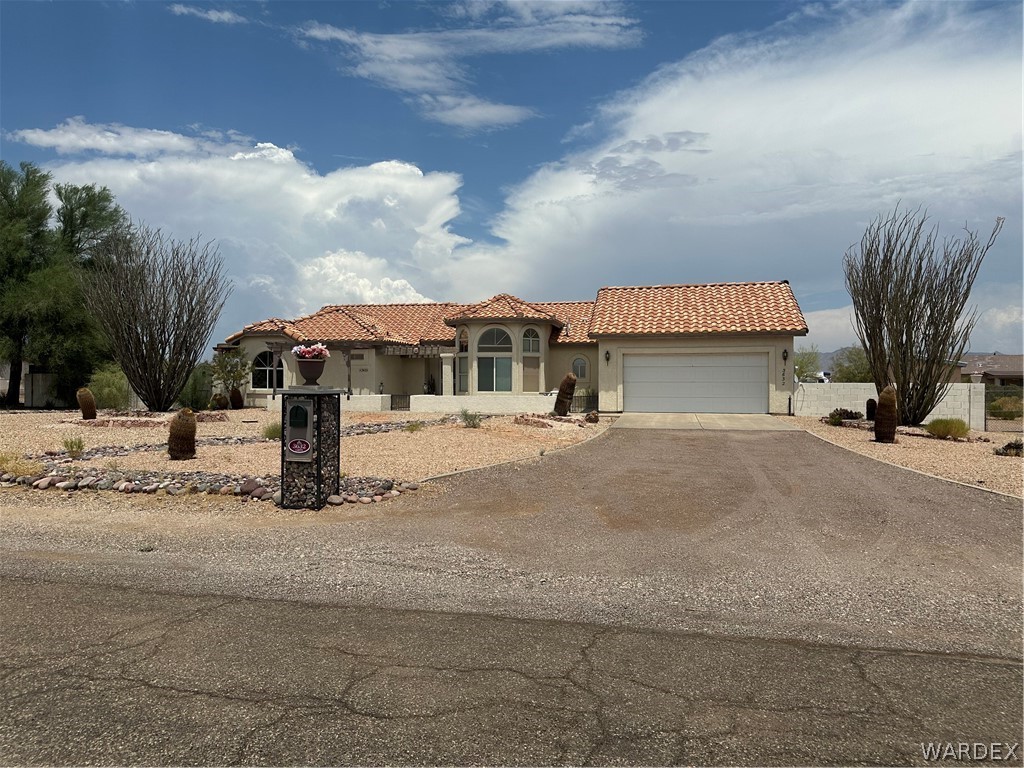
[622, 353, 769, 414]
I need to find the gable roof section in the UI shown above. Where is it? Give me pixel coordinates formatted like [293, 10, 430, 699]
[293, 303, 465, 345]
[590, 282, 808, 337]
[444, 294, 563, 328]
[532, 301, 596, 343]
[960, 353, 1024, 377]
[224, 318, 306, 344]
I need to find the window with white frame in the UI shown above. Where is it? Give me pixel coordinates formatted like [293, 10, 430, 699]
[252, 351, 284, 390]
[572, 356, 589, 381]
[477, 327, 512, 392]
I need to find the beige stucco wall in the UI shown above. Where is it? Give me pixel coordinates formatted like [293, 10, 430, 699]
[547, 345, 598, 393]
[596, 335, 797, 414]
[455, 321, 571, 395]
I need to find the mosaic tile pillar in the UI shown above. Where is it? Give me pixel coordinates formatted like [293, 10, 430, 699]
[280, 388, 341, 509]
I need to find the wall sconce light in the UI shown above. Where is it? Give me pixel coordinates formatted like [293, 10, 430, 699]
[604, 350, 611, 364]
[782, 349, 788, 362]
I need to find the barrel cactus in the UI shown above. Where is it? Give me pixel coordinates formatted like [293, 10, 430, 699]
[553, 372, 577, 417]
[76, 387, 97, 420]
[874, 385, 898, 444]
[168, 408, 197, 460]
[865, 398, 877, 421]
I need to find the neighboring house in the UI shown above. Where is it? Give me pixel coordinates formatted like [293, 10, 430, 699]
[959, 354, 1024, 387]
[221, 281, 809, 414]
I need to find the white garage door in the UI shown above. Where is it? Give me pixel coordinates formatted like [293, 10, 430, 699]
[623, 353, 768, 413]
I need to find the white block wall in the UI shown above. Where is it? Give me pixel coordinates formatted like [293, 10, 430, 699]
[793, 383, 985, 429]
[409, 394, 558, 414]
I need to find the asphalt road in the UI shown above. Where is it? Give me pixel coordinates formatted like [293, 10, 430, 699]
[1, 428, 1021, 764]
[2, 577, 1021, 766]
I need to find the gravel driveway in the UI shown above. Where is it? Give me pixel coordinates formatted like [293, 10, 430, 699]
[2, 428, 1019, 660]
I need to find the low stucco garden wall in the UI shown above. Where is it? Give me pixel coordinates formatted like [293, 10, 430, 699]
[793, 382, 985, 429]
[266, 393, 561, 415]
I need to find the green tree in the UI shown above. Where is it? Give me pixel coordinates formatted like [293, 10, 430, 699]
[0, 161, 127, 406]
[830, 346, 873, 383]
[1, 162, 54, 407]
[792, 344, 820, 382]
[211, 348, 251, 393]
[844, 204, 1004, 425]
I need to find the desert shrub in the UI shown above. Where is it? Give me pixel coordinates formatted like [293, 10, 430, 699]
[87, 362, 131, 410]
[262, 421, 282, 440]
[0, 452, 44, 477]
[994, 439, 1022, 457]
[177, 363, 213, 411]
[459, 409, 482, 429]
[925, 418, 969, 440]
[827, 407, 863, 426]
[404, 421, 424, 433]
[988, 395, 1023, 420]
[62, 437, 85, 459]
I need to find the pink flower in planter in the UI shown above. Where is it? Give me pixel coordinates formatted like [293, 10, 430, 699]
[292, 343, 330, 359]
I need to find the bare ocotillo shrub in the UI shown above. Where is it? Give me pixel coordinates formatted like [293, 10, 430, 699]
[844, 206, 1003, 426]
[79, 223, 232, 412]
[554, 372, 577, 417]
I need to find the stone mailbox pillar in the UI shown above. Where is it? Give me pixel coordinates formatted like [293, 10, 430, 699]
[280, 387, 341, 509]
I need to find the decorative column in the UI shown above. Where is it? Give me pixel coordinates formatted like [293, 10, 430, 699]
[280, 387, 341, 509]
[440, 353, 454, 397]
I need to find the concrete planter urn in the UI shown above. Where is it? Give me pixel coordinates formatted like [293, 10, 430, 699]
[295, 358, 326, 386]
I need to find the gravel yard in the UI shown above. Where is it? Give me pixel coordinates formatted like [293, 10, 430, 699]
[779, 415, 1022, 498]
[0, 408, 607, 483]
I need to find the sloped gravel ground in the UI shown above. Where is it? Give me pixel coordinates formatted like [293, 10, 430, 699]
[0, 409, 607, 482]
[779, 416, 1022, 497]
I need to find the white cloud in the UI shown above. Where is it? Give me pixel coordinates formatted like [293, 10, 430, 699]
[169, 4, 247, 25]
[20, 121, 467, 352]
[296, 3, 640, 130]
[445, 0, 1021, 350]
[8, 116, 214, 157]
[297, 250, 430, 314]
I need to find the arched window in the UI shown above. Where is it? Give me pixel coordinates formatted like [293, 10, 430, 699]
[478, 328, 512, 352]
[572, 356, 589, 381]
[252, 351, 284, 390]
[457, 330, 469, 393]
[477, 327, 512, 391]
[522, 328, 541, 392]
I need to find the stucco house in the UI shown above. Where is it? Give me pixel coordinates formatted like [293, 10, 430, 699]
[959, 353, 1024, 387]
[219, 281, 809, 415]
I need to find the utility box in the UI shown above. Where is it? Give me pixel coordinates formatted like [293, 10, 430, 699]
[280, 388, 341, 509]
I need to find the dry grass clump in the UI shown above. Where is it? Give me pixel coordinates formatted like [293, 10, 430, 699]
[0, 452, 44, 477]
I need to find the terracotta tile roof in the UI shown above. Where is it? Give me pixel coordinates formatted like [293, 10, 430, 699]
[228, 283, 808, 348]
[292, 303, 466, 345]
[444, 294, 563, 327]
[224, 318, 306, 344]
[590, 282, 808, 336]
[531, 301, 596, 344]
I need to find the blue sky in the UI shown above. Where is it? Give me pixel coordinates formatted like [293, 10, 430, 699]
[2, 0, 1021, 355]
